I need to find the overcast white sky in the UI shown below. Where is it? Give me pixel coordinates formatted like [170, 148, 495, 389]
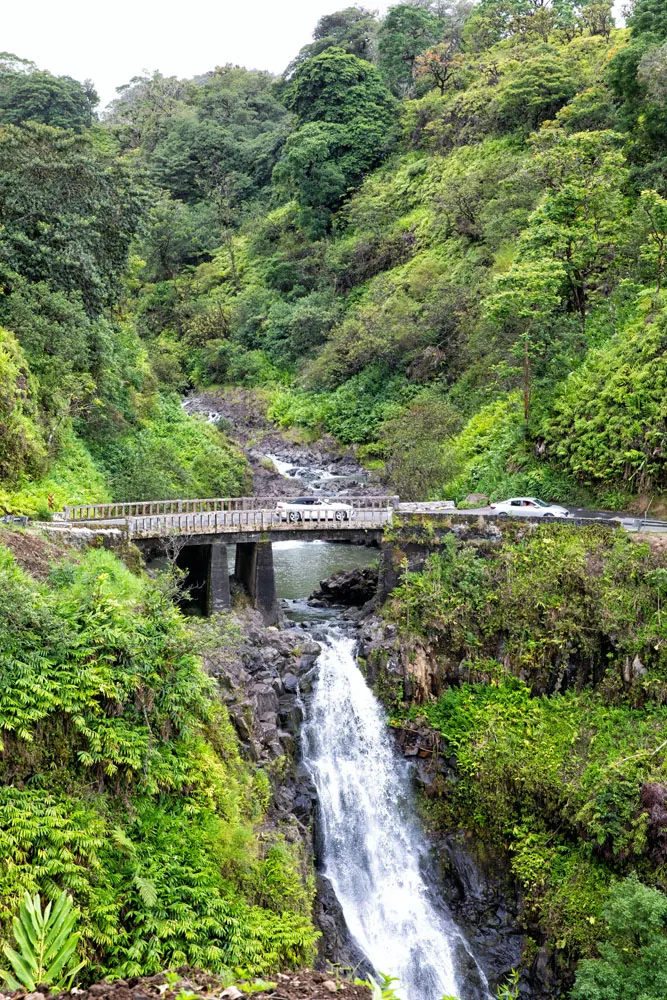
[3, 0, 394, 111]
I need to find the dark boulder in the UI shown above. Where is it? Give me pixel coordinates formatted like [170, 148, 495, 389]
[309, 566, 379, 607]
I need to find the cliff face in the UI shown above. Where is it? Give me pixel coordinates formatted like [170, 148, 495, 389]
[372, 514, 662, 698]
[353, 517, 667, 995]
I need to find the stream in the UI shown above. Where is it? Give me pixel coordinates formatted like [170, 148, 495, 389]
[273, 543, 489, 1000]
[184, 391, 492, 997]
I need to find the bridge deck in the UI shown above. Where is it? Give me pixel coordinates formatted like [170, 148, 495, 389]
[58, 494, 667, 540]
[126, 508, 391, 539]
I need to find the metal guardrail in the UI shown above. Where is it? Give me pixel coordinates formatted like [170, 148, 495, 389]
[128, 508, 392, 538]
[62, 495, 399, 521]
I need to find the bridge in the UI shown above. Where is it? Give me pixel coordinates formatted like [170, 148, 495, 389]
[60, 496, 397, 624]
[59, 495, 667, 623]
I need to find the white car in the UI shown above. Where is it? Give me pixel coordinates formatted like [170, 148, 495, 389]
[489, 497, 571, 518]
[276, 497, 355, 522]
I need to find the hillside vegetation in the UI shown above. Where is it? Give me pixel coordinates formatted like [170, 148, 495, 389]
[83, 0, 667, 511]
[0, 532, 316, 976]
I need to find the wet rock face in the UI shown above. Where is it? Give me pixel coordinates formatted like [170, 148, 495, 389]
[357, 618, 454, 707]
[314, 874, 374, 979]
[309, 566, 379, 608]
[440, 833, 524, 993]
[641, 783, 667, 863]
[204, 610, 320, 768]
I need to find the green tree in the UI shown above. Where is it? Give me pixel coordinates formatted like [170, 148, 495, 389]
[0, 123, 147, 315]
[522, 127, 629, 331]
[275, 49, 395, 232]
[312, 6, 378, 59]
[639, 189, 667, 292]
[272, 123, 348, 235]
[138, 195, 216, 281]
[0, 69, 97, 130]
[106, 71, 193, 152]
[495, 55, 579, 131]
[638, 42, 667, 103]
[485, 258, 566, 419]
[463, 0, 552, 48]
[580, 1, 614, 38]
[629, 0, 667, 41]
[284, 46, 394, 126]
[378, 3, 445, 95]
[572, 876, 667, 1000]
[286, 7, 379, 73]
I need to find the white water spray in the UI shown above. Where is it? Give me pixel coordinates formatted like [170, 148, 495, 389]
[302, 632, 489, 1000]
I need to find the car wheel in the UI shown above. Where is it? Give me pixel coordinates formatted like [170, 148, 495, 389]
[497, 511, 509, 519]
[344, 511, 350, 520]
[542, 513, 555, 519]
[288, 511, 301, 522]
[335, 510, 343, 521]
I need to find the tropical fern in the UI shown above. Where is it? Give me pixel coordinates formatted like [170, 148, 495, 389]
[0, 891, 84, 991]
[0, 547, 318, 978]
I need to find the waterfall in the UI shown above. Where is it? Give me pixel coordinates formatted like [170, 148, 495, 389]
[302, 631, 489, 1000]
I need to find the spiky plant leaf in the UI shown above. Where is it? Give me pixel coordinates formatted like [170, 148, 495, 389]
[367, 977, 383, 1000]
[2, 945, 36, 990]
[0, 969, 21, 991]
[0, 891, 84, 990]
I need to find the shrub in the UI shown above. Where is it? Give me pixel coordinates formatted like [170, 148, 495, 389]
[382, 395, 463, 500]
[572, 876, 667, 1000]
[544, 308, 667, 492]
[0, 327, 45, 482]
[95, 394, 250, 501]
[1, 432, 109, 517]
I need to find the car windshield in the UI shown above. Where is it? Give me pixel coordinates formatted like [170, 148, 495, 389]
[532, 499, 550, 507]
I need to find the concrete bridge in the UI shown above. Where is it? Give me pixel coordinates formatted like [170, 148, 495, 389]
[61, 496, 396, 624]
[60, 494, 667, 623]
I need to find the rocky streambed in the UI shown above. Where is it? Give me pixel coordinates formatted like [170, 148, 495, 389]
[182, 388, 384, 497]
[1, 968, 372, 1000]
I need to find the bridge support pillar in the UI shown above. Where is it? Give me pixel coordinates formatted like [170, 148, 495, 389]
[207, 541, 231, 615]
[235, 540, 279, 625]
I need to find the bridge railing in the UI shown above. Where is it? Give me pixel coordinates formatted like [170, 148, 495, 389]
[128, 507, 392, 538]
[62, 495, 399, 521]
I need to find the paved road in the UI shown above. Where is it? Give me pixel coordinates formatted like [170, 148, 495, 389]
[447, 506, 667, 533]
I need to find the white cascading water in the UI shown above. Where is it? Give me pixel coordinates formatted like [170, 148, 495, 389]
[302, 631, 489, 1000]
